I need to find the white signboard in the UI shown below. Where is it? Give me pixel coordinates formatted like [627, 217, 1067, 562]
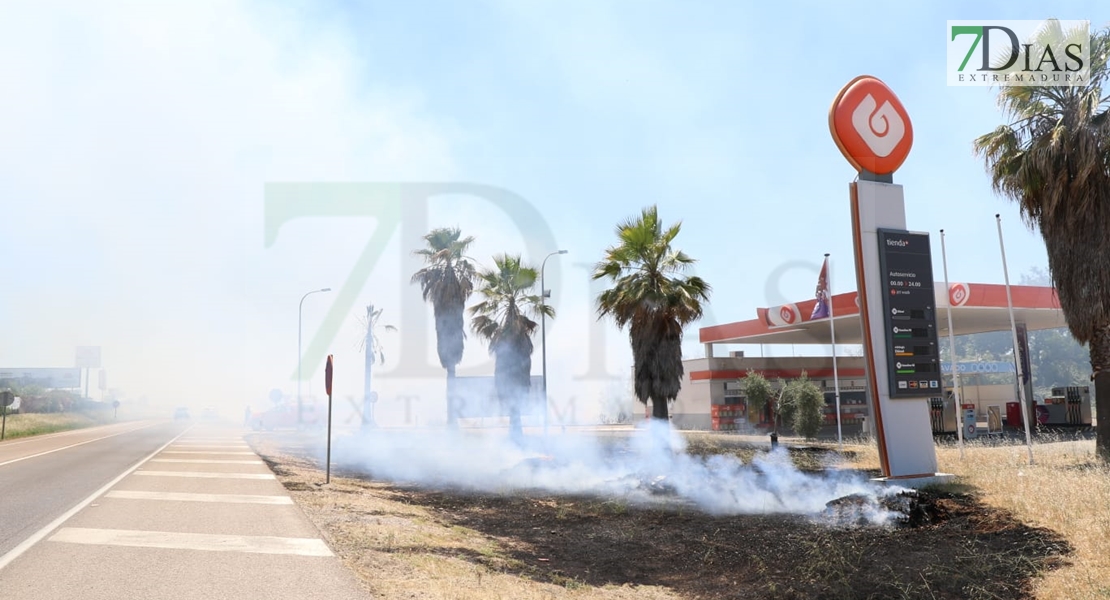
[0, 368, 82, 388]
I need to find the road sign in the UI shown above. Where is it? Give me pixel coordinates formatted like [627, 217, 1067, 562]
[325, 355, 333, 396]
[878, 229, 941, 398]
[0, 390, 13, 407]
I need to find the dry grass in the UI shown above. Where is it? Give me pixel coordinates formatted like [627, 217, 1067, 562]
[253, 430, 1098, 599]
[0, 411, 111, 440]
[256, 441, 680, 600]
[844, 433, 1110, 600]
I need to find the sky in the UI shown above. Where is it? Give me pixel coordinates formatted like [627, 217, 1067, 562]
[1, 1, 1106, 423]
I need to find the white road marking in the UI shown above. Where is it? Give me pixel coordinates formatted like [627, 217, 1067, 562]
[161, 451, 256, 455]
[134, 470, 275, 479]
[0, 421, 159, 447]
[149, 459, 264, 465]
[0, 422, 164, 468]
[105, 491, 292, 504]
[168, 445, 249, 449]
[0, 426, 193, 571]
[48, 528, 333, 557]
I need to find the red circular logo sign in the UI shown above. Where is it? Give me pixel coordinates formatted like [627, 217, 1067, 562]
[780, 306, 795, 324]
[765, 304, 800, 327]
[829, 75, 913, 175]
[949, 283, 970, 307]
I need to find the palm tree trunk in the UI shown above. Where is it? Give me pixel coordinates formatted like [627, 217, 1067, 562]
[651, 397, 669, 420]
[508, 405, 523, 444]
[362, 357, 373, 431]
[363, 333, 373, 432]
[1090, 324, 1110, 460]
[446, 365, 457, 428]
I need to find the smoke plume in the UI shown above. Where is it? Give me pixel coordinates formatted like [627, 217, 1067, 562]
[324, 419, 906, 525]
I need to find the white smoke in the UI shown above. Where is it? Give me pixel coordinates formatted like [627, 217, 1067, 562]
[324, 419, 907, 526]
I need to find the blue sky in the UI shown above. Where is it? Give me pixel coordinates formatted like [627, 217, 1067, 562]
[1, 1, 1105, 419]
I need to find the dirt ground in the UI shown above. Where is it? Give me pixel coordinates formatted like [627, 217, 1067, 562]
[249, 433, 1070, 600]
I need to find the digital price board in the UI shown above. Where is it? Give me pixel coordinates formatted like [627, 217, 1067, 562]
[877, 229, 941, 398]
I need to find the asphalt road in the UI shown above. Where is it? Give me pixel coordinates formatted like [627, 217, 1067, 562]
[0, 420, 370, 599]
[0, 420, 189, 558]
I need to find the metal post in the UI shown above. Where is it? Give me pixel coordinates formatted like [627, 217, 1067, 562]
[996, 215, 1034, 465]
[298, 288, 331, 425]
[325, 354, 334, 485]
[540, 250, 567, 438]
[825, 254, 843, 449]
[940, 230, 965, 458]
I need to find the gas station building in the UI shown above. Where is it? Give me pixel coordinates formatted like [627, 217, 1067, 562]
[671, 282, 1089, 434]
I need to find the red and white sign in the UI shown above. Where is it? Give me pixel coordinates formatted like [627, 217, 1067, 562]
[949, 282, 970, 307]
[829, 75, 914, 175]
[765, 303, 801, 327]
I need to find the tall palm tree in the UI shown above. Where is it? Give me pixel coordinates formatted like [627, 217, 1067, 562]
[593, 205, 711, 421]
[469, 254, 553, 441]
[358, 303, 395, 430]
[411, 227, 477, 426]
[973, 24, 1110, 458]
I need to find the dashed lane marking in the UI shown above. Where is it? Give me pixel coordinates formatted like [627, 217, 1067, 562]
[149, 459, 264, 465]
[161, 451, 257, 455]
[48, 528, 333, 556]
[104, 491, 293, 504]
[134, 471, 276, 480]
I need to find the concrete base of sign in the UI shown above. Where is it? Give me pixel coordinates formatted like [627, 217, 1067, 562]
[853, 179, 940, 478]
[871, 472, 956, 489]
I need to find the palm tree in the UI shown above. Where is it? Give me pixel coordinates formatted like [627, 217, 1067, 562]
[469, 254, 553, 442]
[973, 24, 1110, 458]
[358, 303, 396, 430]
[411, 227, 477, 426]
[593, 205, 711, 421]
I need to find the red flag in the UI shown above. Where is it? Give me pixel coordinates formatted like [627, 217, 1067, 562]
[810, 257, 830, 320]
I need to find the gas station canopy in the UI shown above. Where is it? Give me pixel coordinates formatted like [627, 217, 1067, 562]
[700, 283, 1068, 346]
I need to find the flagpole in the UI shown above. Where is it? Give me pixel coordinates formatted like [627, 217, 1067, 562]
[825, 253, 843, 448]
[940, 230, 965, 459]
[996, 214, 1034, 465]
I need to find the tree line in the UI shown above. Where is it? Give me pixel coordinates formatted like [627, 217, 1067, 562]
[410, 205, 709, 441]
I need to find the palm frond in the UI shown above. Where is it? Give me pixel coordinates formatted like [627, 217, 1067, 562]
[974, 27, 1110, 342]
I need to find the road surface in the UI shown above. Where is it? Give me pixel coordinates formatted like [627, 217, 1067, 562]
[0, 420, 185, 558]
[0, 419, 370, 599]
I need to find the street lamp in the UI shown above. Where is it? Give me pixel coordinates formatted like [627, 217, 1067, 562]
[298, 287, 331, 424]
[540, 250, 567, 437]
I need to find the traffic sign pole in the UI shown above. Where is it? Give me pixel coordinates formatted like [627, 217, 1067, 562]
[325, 355, 334, 485]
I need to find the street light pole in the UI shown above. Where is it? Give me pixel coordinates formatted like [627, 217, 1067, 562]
[541, 250, 567, 437]
[298, 288, 331, 425]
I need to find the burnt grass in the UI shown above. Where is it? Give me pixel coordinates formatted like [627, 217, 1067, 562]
[269, 441, 1071, 600]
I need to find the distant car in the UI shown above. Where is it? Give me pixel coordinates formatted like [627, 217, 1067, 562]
[201, 406, 218, 420]
[173, 406, 191, 420]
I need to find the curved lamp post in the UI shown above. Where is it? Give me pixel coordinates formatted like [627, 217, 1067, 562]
[540, 250, 567, 437]
[298, 287, 331, 424]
